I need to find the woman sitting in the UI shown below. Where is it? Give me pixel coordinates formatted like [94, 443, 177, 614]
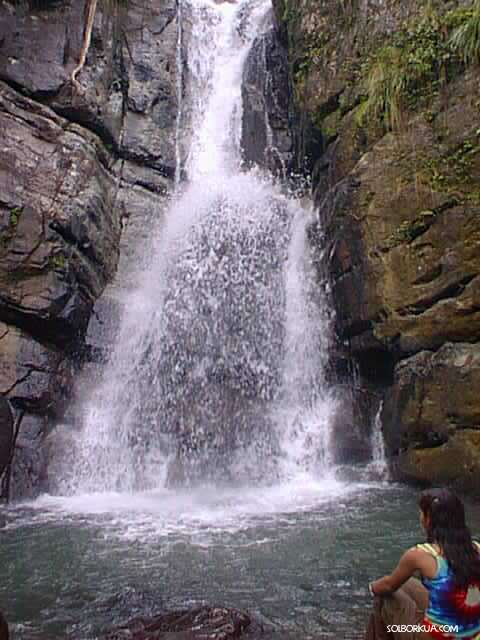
[366, 488, 480, 639]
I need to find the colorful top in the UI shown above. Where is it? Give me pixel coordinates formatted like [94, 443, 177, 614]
[417, 542, 480, 639]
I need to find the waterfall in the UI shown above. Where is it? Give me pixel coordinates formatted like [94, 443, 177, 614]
[174, 0, 184, 188]
[53, 0, 338, 495]
[367, 401, 389, 481]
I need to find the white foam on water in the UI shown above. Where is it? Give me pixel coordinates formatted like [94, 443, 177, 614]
[8, 476, 384, 544]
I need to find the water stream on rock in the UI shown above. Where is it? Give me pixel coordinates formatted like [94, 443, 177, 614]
[53, 0, 338, 495]
[0, 2, 424, 638]
[364, 401, 389, 481]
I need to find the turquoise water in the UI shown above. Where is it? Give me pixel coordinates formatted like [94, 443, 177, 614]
[2, 479, 480, 639]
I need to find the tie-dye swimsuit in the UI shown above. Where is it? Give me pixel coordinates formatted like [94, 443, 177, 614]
[417, 542, 480, 639]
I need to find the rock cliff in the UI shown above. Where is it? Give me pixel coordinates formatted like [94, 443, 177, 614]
[274, 0, 480, 491]
[0, 0, 179, 498]
[2, 0, 478, 497]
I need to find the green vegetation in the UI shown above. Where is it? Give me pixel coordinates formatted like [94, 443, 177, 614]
[385, 210, 438, 249]
[50, 254, 66, 270]
[9, 206, 23, 226]
[356, 46, 411, 131]
[450, 1, 480, 65]
[421, 133, 480, 202]
[357, 2, 480, 131]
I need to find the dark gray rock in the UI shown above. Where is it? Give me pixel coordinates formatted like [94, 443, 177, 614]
[242, 25, 293, 179]
[0, 322, 74, 415]
[0, 396, 13, 479]
[0, 80, 121, 343]
[0, 0, 180, 499]
[119, 0, 178, 176]
[9, 413, 48, 500]
[101, 606, 263, 640]
[0, 610, 8, 640]
[0, 0, 125, 145]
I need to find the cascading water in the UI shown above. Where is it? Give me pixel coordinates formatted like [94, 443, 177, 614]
[367, 401, 390, 481]
[53, 0, 339, 495]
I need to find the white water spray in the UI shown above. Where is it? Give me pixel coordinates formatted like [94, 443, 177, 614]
[367, 401, 389, 481]
[53, 0, 339, 495]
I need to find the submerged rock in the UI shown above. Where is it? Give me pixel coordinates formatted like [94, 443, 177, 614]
[0, 611, 8, 640]
[102, 606, 259, 639]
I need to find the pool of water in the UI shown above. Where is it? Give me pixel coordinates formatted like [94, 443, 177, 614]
[3, 475, 480, 639]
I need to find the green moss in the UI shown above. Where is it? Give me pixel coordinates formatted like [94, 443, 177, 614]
[292, 33, 330, 96]
[317, 108, 343, 141]
[421, 133, 480, 201]
[50, 254, 67, 270]
[9, 206, 23, 226]
[357, 3, 479, 132]
[385, 210, 438, 249]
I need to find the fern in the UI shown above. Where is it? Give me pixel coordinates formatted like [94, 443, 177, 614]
[450, 1, 480, 66]
[357, 4, 459, 131]
[358, 46, 408, 130]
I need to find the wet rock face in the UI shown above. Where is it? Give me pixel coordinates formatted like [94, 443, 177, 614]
[242, 26, 294, 178]
[0, 0, 179, 499]
[383, 343, 480, 493]
[0, 397, 13, 480]
[0, 78, 117, 498]
[0, 81, 120, 341]
[276, 0, 480, 489]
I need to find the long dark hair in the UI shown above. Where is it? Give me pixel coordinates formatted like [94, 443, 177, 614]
[419, 488, 480, 587]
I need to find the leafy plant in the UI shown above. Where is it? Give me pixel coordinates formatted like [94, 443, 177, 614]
[450, 1, 480, 65]
[356, 2, 480, 131]
[356, 46, 408, 130]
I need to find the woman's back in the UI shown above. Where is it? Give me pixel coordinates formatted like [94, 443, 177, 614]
[365, 489, 480, 640]
[417, 542, 480, 639]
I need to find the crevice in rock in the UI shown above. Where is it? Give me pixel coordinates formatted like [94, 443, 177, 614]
[397, 274, 476, 317]
[119, 148, 176, 179]
[0, 304, 81, 351]
[354, 347, 395, 386]
[49, 218, 109, 273]
[55, 103, 120, 154]
[0, 408, 24, 503]
[412, 264, 442, 286]
[0, 74, 59, 102]
[0, 75, 121, 163]
[120, 173, 170, 195]
[340, 319, 373, 340]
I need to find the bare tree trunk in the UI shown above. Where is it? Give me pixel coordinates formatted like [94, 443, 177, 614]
[71, 0, 99, 92]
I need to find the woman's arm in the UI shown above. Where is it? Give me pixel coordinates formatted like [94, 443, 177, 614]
[370, 548, 422, 596]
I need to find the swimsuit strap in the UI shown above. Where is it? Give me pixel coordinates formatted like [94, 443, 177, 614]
[416, 542, 440, 557]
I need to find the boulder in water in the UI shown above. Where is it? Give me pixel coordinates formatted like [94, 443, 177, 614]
[0, 611, 8, 640]
[101, 606, 258, 639]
